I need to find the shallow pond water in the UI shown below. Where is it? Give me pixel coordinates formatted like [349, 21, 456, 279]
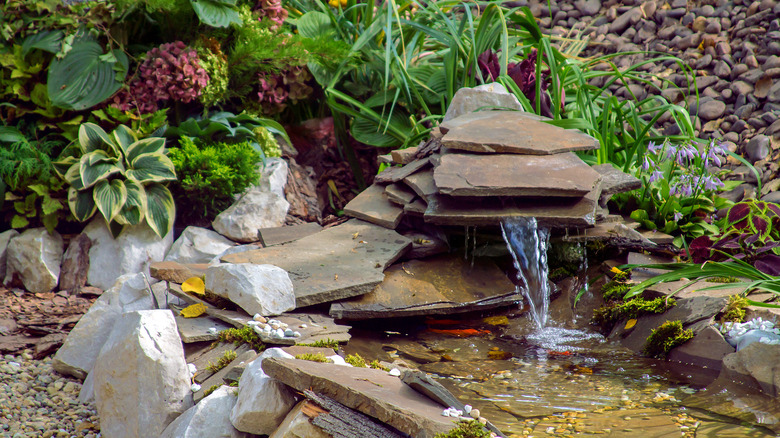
[342, 309, 777, 437]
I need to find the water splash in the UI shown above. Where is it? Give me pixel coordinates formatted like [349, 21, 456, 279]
[500, 217, 551, 329]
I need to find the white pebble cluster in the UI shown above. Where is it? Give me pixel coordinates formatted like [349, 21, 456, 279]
[719, 317, 780, 345]
[246, 317, 301, 340]
[442, 407, 463, 417]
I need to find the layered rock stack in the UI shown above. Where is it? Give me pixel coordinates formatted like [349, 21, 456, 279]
[344, 110, 638, 230]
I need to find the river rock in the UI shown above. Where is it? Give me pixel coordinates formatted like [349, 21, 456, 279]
[442, 82, 523, 122]
[575, 0, 601, 16]
[698, 100, 726, 120]
[212, 158, 290, 242]
[269, 400, 331, 438]
[58, 233, 92, 293]
[0, 229, 19, 281]
[206, 263, 295, 316]
[93, 310, 193, 438]
[165, 226, 235, 264]
[161, 386, 246, 438]
[2, 228, 62, 293]
[433, 152, 600, 198]
[745, 135, 771, 163]
[52, 273, 155, 379]
[230, 348, 298, 435]
[83, 218, 173, 290]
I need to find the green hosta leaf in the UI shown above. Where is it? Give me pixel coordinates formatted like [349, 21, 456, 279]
[22, 30, 64, 56]
[63, 162, 85, 190]
[112, 125, 137, 155]
[127, 153, 176, 183]
[78, 122, 116, 154]
[68, 187, 97, 222]
[144, 183, 175, 238]
[93, 179, 127, 223]
[48, 39, 128, 111]
[297, 11, 332, 39]
[190, 0, 242, 28]
[11, 215, 29, 229]
[114, 179, 146, 226]
[0, 126, 26, 143]
[126, 137, 165, 164]
[80, 151, 122, 189]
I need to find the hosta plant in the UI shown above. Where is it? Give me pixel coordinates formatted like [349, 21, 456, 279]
[56, 123, 177, 238]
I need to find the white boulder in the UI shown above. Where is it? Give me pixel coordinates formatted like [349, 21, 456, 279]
[84, 218, 173, 290]
[93, 310, 193, 438]
[2, 228, 62, 293]
[206, 263, 295, 316]
[230, 348, 298, 435]
[165, 226, 236, 264]
[52, 273, 155, 379]
[0, 229, 20, 281]
[161, 386, 247, 438]
[212, 158, 290, 242]
[269, 400, 331, 438]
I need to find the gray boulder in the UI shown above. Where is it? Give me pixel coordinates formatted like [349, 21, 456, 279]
[206, 263, 295, 316]
[161, 386, 247, 438]
[0, 230, 20, 281]
[3, 228, 63, 293]
[165, 226, 236, 264]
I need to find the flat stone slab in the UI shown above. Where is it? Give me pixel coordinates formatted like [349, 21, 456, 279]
[168, 283, 252, 329]
[439, 111, 598, 155]
[385, 183, 417, 206]
[189, 342, 253, 384]
[390, 146, 419, 165]
[592, 163, 642, 197]
[258, 223, 323, 247]
[403, 169, 438, 201]
[343, 184, 404, 230]
[150, 261, 208, 284]
[433, 152, 600, 197]
[423, 187, 599, 228]
[221, 220, 412, 307]
[374, 158, 430, 184]
[330, 254, 520, 319]
[667, 325, 734, 371]
[174, 314, 233, 343]
[262, 358, 456, 438]
[404, 198, 427, 216]
[193, 349, 257, 403]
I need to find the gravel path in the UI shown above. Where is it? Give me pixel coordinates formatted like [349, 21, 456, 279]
[0, 353, 98, 438]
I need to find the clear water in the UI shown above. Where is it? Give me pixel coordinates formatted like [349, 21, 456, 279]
[501, 217, 551, 329]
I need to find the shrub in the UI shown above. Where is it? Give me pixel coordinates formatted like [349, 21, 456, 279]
[167, 137, 262, 224]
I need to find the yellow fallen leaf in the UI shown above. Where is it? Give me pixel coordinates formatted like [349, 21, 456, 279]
[483, 316, 509, 326]
[625, 318, 637, 329]
[182, 277, 205, 295]
[180, 303, 207, 318]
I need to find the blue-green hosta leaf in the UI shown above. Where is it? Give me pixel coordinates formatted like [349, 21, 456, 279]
[22, 30, 64, 57]
[48, 39, 128, 111]
[93, 179, 127, 223]
[114, 179, 146, 226]
[144, 183, 175, 238]
[68, 187, 97, 222]
[78, 122, 117, 155]
[190, 0, 242, 28]
[127, 153, 176, 183]
[112, 125, 137, 156]
[125, 137, 166, 164]
[80, 152, 122, 189]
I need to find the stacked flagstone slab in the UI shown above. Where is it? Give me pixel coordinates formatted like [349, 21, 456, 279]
[345, 110, 620, 230]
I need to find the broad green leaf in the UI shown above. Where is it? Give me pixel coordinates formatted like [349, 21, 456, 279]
[80, 152, 121, 189]
[68, 187, 97, 221]
[144, 183, 175, 238]
[78, 122, 115, 154]
[350, 110, 412, 148]
[127, 153, 176, 183]
[126, 137, 166, 163]
[0, 126, 26, 143]
[41, 195, 62, 216]
[114, 179, 146, 226]
[190, 0, 242, 28]
[63, 162, 85, 190]
[93, 179, 127, 223]
[22, 30, 64, 56]
[112, 125, 137, 155]
[48, 39, 128, 110]
[42, 214, 58, 234]
[297, 11, 332, 38]
[11, 215, 29, 229]
[28, 184, 48, 196]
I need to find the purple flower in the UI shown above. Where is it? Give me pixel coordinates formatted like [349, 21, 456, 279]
[649, 170, 663, 183]
[642, 156, 651, 172]
[648, 141, 661, 154]
[703, 175, 725, 191]
[666, 144, 678, 160]
[674, 212, 683, 221]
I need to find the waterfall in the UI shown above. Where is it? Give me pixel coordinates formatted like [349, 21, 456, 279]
[500, 217, 551, 329]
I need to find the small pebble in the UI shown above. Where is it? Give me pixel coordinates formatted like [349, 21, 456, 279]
[191, 383, 201, 392]
[187, 363, 197, 375]
[284, 329, 294, 337]
[388, 368, 401, 377]
[206, 327, 217, 334]
[292, 331, 301, 338]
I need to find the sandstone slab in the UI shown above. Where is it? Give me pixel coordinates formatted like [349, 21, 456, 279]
[165, 226, 236, 264]
[94, 310, 193, 438]
[439, 111, 598, 155]
[150, 261, 208, 284]
[174, 314, 233, 343]
[221, 220, 412, 307]
[403, 169, 438, 201]
[667, 325, 735, 371]
[343, 183, 404, 230]
[374, 158, 430, 184]
[258, 223, 323, 247]
[390, 145, 419, 165]
[193, 349, 258, 403]
[385, 182, 417, 205]
[330, 254, 519, 319]
[3, 228, 63, 293]
[206, 263, 295, 316]
[592, 163, 642, 202]
[433, 152, 600, 197]
[161, 386, 247, 438]
[262, 357, 456, 438]
[190, 343, 254, 384]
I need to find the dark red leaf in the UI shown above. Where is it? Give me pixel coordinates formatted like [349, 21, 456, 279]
[727, 202, 751, 228]
[754, 254, 780, 276]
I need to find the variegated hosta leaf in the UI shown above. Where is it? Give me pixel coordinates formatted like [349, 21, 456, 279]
[93, 179, 128, 223]
[63, 163, 85, 190]
[86, 149, 117, 166]
[68, 187, 97, 222]
[53, 156, 78, 178]
[126, 137, 166, 164]
[78, 122, 118, 155]
[79, 153, 122, 189]
[127, 153, 177, 183]
[144, 182, 175, 238]
[114, 179, 147, 226]
[112, 125, 137, 156]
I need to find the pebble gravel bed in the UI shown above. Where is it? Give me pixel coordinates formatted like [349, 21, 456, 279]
[0, 352, 99, 438]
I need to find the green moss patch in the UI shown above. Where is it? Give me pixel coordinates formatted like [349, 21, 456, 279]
[642, 320, 693, 358]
